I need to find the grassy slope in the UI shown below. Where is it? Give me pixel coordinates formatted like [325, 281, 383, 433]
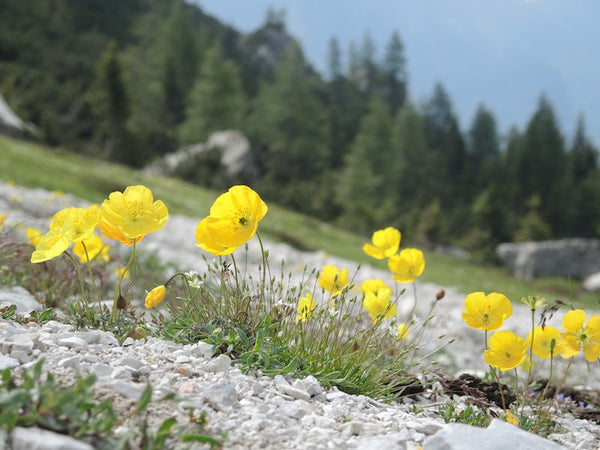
[0, 134, 597, 308]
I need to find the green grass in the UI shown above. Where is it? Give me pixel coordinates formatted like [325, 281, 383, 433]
[1, 134, 597, 308]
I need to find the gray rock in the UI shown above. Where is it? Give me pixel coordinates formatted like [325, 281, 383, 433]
[205, 354, 231, 373]
[56, 336, 87, 349]
[0, 286, 42, 313]
[111, 380, 142, 400]
[11, 426, 94, 450]
[423, 419, 564, 450]
[0, 354, 20, 369]
[497, 239, 600, 280]
[205, 383, 239, 412]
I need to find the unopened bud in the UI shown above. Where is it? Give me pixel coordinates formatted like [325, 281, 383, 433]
[116, 295, 127, 310]
[436, 289, 445, 301]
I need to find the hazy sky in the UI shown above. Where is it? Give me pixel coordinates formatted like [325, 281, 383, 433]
[196, 0, 600, 146]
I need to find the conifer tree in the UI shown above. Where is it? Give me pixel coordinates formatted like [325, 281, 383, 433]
[179, 45, 246, 144]
[382, 31, 407, 113]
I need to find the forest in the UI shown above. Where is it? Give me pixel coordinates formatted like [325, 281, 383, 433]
[1, 0, 599, 260]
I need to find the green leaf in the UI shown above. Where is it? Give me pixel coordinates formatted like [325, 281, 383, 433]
[136, 383, 153, 413]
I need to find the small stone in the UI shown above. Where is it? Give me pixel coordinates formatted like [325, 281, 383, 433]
[293, 375, 322, 397]
[10, 350, 30, 364]
[92, 363, 113, 378]
[0, 355, 19, 370]
[111, 367, 133, 380]
[280, 400, 311, 419]
[205, 383, 239, 412]
[57, 336, 87, 349]
[178, 381, 196, 394]
[341, 421, 363, 437]
[121, 337, 135, 347]
[279, 385, 311, 402]
[119, 357, 145, 370]
[11, 426, 94, 450]
[188, 341, 215, 358]
[205, 354, 231, 373]
[111, 380, 142, 400]
[57, 356, 81, 370]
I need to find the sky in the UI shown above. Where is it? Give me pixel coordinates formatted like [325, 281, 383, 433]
[196, 0, 600, 146]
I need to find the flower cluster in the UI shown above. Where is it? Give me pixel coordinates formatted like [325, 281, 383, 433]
[195, 185, 268, 256]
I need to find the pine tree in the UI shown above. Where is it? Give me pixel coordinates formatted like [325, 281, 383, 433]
[466, 105, 500, 195]
[382, 31, 407, 113]
[336, 95, 393, 231]
[91, 40, 132, 163]
[249, 45, 328, 215]
[570, 115, 597, 180]
[179, 45, 246, 144]
[327, 37, 343, 81]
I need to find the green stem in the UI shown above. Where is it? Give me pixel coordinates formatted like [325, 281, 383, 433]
[526, 308, 535, 393]
[65, 251, 86, 304]
[112, 241, 136, 320]
[257, 232, 268, 302]
[82, 242, 102, 310]
[514, 368, 520, 413]
[409, 282, 418, 319]
[491, 367, 508, 410]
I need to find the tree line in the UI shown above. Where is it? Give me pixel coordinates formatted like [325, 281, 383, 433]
[1, 1, 598, 258]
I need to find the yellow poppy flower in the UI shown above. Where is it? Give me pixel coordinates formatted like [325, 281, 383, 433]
[484, 330, 527, 371]
[558, 309, 600, 361]
[363, 284, 397, 323]
[26, 228, 43, 247]
[0, 213, 5, 230]
[462, 291, 513, 331]
[318, 265, 349, 297]
[527, 326, 560, 359]
[360, 278, 388, 295]
[145, 285, 166, 308]
[505, 410, 519, 426]
[30, 231, 72, 263]
[72, 235, 110, 263]
[388, 248, 425, 283]
[296, 292, 316, 323]
[195, 217, 234, 255]
[200, 185, 268, 252]
[100, 185, 168, 245]
[396, 323, 410, 341]
[50, 205, 99, 242]
[363, 227, 401, 259]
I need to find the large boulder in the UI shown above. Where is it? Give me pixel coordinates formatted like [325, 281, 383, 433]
[145, 130, 258, 186]
[496, 238, 600, 280]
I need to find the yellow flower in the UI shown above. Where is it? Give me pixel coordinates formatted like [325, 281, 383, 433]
[0, 213, 5, 230]
[145, 285, 166, 308]
[26, 227, 43, 247]
[196, 185, 268, 255]
[100, 185, 168, 245]
[116, 267, 130, 279]
[557, 309, 600, 361]
[31, 205, 100, 264]
[50, 205, 100, 242]
[388, 248, 425, 283]
[362, 283, 397, 323]
[360, 278, 387, 295]
[318, 265, 349, 296]
[462, 292, 513, 331]
[396, 323, 409, 341]
[363, 227, 401, 259]
[505, 410, 519, 426]
[195, 217, 234, 255]
[527, 326, 560, 359]
[296, 292, 316, 323]
[30, 231, 71, 263]
[484, 330, 527, 371]
[72, 235, 110, 263]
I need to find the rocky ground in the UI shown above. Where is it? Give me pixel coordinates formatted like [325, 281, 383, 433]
[1, 181, 600, 449]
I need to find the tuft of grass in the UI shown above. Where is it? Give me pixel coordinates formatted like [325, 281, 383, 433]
[438, 402, 491, 427]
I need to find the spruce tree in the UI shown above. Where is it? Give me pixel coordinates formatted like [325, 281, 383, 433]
[179, 45, 246, 144]
[382, 31, 407, 113]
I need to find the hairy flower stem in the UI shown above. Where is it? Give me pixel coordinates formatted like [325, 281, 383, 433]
[491, 367, 508, 410]
[257, 232, 268, 302]
[409, 282, 418, 319]
[82, 242, 102, 310]
[112, 241, 137, 321]
[539, 350, 555, 406]
[514, 368, 521, 412]
[65, 251, 86, 304]
[526, 308, 535, 392]
[551, 357, 574, 405]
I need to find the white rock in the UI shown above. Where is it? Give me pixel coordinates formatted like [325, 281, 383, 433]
[0, 354, 20, 369]
[56, 336, 87, 349]
[0, 286, 42, 313]
[111, 380, 142, 400]
[205, 383, 239, 412]
[11, 426, 93, 450]
[205, 354, 231, 373]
